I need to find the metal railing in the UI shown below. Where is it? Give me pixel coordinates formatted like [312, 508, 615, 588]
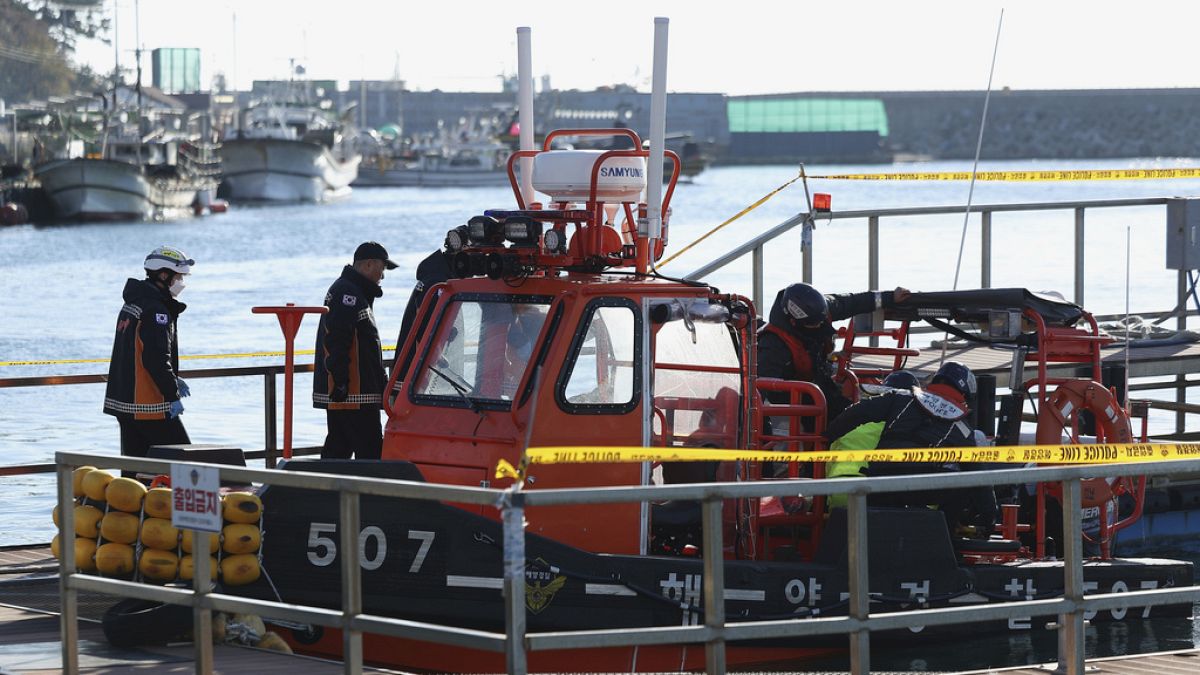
[685, 197, 1170, 321]
[54, 450, 1200, 675]
[684, 196, 1200, 434]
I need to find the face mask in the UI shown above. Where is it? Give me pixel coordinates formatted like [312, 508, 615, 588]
[168, 276, 187, 297]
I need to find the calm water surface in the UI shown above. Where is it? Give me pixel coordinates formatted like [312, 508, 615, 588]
[1, 158, 1196, 668]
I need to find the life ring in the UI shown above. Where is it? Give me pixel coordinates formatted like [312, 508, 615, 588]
[1035, 379, 1134, 509]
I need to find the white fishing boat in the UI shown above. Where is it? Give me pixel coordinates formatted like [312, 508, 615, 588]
[220, 102, 361, 202]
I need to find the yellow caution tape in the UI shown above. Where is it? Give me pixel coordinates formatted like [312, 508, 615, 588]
[0, 345, 397, 367]
[518, 442, 1200, 468]
[811, 168, 1200, 182]
[657, 169, 806, 268]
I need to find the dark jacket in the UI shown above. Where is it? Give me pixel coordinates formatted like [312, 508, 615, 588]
[757, 290, 882, 419]
[824, 384, 975, 476]
[313, 265, 386, 410]
[394, 250, 452, 368]
[103, 279, 185, 420]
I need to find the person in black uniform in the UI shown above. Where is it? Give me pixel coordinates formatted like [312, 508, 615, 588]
[313, 242, 397, 460]
[824, 361, 998, 536]
[758, 282, 910, 419]
[393, 249, 452, 377]
[103, 246, 195, 466]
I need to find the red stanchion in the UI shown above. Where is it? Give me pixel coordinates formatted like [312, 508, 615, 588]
[252, 303, 328, 459]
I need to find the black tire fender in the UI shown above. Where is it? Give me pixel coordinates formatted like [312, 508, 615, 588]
[101, 598, 194, 648]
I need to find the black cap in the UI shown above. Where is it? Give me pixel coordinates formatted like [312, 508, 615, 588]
[354, 241, 398, 270]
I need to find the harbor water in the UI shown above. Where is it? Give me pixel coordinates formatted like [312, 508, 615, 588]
[2, 158, 1197, 669]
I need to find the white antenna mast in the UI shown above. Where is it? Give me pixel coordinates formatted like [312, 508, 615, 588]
[516, 27, 535, 206]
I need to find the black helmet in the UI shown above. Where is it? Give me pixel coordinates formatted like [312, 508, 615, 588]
[777, 283, 828, 329]
[882, 370, 920, 391]
[932, 361, 976, 400]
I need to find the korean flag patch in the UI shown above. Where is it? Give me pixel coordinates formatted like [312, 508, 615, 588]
[342, 294, 357, 306]
[155, 313, 169, 325]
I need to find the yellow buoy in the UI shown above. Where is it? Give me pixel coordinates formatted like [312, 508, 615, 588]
[255, 631, 293, 654]
[144, 487, 173, 519]
[140, 518, 180, 550]
[99, 511, 140, 545]
[95, 542, 135, 576]
[74, 504, 103, 538]
[105, 477, 147, 513]
[50, 535, 98, 572]
[179, 554, 219, 581]
[81, 470, 114, 502]
[181, 529, 220, 554]
[221, 523, 261, 555]
[72, 466, 97, 498]
[222, 492, 262, 524]
[52, 504, 60, 528]
[138, 548, 180, 582]
[219, 554, 261, 586]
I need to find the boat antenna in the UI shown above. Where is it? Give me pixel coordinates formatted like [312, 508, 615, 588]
[941, 8, 1004, 365]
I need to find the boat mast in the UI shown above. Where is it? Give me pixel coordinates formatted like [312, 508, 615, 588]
[516, 27, 534, 206]
[641, 17, 669, 275]
[133, 0, 144, 168]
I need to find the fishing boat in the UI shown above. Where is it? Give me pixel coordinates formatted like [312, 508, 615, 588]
[219, 100, 361, 202]
[33, 91, 220, 222]
[353, 114, 511, 188]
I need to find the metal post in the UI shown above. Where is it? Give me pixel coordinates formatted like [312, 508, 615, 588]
[1073, 208, 1085, 307]
[340, 491, 363, 674]
[981, 210, 992, 288]
[264, 372, 278, 468]
[57, 461, 79, 675]
[868, 216, 880, 348]
[802, 230, 813, 284]
[847, 492, 870, 675]
[751, 244, 764, 313]
[502, 490, 528, 675]
[1056, 478, 1085, 675]
[701, 498, 726, 674]
[867, 216, 879, 292]
[192, 527, 214, 674]
[1178, 270, 1188, 434]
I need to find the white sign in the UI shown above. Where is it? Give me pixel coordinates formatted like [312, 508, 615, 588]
[170, 464, 222, 533]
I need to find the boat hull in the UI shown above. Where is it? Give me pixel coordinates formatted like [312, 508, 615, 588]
[239, 460, 1194, 673]
[219, 138, 360, 202]
[352, 166, 509, 188]
[34, 159, 199, 222]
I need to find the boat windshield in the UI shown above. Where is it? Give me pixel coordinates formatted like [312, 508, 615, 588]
[413, 295, 551, 407]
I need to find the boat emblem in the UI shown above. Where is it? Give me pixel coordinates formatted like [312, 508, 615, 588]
[525, 558, 566, 614]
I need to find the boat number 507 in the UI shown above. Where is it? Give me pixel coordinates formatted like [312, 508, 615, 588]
[306, 522, 435, 572]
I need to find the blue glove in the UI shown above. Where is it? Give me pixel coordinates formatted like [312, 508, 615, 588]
[177, 377, 191, 397]
[167, 400, 184, 419]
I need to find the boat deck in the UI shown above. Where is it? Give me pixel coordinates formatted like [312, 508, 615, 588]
[860, 337, 1200, 386]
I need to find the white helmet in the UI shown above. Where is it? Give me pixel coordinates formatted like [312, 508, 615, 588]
[144, 245, 194, 274]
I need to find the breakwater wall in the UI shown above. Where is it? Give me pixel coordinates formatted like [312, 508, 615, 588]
[874, 88, 1200, 160]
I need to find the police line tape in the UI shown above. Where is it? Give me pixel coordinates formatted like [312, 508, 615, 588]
[810, 168, 1200, 182]
[0, 345, 399, 368]
[508, 442, 1200, 471]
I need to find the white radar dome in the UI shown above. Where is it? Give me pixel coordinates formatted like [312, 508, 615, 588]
[532, 150, 646, 202]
